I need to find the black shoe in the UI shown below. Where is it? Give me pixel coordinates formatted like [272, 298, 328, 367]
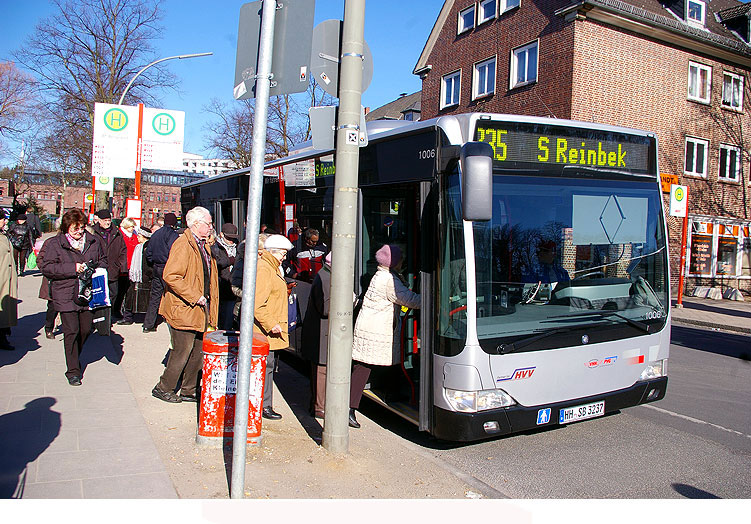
[143, 326, 157, 333]
[152, 386, 181, 403]
[45, 329, 55, 340]
[262, 408, 282, 420]
[348, 408, 361, 429]
[117, 319, 134, 325]
[67, 376, 82, 386]
[179, 393, 199, 402]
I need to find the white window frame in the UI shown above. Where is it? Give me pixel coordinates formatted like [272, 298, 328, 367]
[721, 71, 744, 111]
[500, 0, 520, 14]
[473, 56, 496, 99]
[441, 70, 462, 109]
[458, 5, 476, 34]
[478, 0, 496, 24]
[718, 144, 741, 182]
[687, 61, 711, 104]
[686, 0, 706, 28]
[510, 40, 539, 89]
[684, 136, 709, 178]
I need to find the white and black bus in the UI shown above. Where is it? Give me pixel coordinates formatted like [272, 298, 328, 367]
[182, 113, 670, 441]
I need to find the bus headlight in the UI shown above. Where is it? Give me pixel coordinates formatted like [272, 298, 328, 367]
[639, 359, 667, 380]
[445, 388, 516, 413]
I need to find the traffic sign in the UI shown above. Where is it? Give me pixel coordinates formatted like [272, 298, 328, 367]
[669, 184, 688, 217]
[310, 19, 373, 98]
[141, 107, 185, 171]
[92, 103, 139, 180]
[234, 0, 315, 99]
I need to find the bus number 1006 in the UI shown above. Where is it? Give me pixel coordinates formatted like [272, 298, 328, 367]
[418, 149, 436, 160]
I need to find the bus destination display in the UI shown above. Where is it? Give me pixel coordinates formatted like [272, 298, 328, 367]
[474, 121, 654, 175]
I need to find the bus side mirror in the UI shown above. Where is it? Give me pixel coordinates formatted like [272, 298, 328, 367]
[460, 141, 493, 221]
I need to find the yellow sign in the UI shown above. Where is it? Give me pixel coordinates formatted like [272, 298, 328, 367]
[103, 108, 129, 131]
[660, 173, 680, 193]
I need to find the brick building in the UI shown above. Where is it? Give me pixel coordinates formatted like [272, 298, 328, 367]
[1, 169, 205, 226]
[414, 0, 751, 294]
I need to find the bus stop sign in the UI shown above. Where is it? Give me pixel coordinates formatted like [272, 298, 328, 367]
[234, 0, 315, 99]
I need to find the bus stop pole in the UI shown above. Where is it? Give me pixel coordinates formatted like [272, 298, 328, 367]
[322, 0, 366, 454]
[230, 0, 277, 499]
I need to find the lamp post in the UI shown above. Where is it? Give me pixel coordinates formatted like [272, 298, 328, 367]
[118, 52, 213, 105]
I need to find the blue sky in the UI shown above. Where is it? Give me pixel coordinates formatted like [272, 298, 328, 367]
[0, 0, 441, 163]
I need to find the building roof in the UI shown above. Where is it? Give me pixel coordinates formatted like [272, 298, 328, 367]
[365, 92, 422, 121]
[413, 0, 751, 75]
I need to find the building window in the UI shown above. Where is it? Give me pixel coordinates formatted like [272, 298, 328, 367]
[500, 0, 520, 14]
[742, 226, 751, 277]
[510, 41, 538, 89]
[719, 144, 741, 182]
[689, 221, 713, 276]
[688, 220, 751, 278]
[686, 0, 705, 27]
[458, 5, 475, 34]
[722, 71, 743, 111]
[441, 70, 461, 108]
[473, 57, 496, 99]
[478, 0, 496, 24]
[684, 136, 708, 177]
[688, 62, 711, 103]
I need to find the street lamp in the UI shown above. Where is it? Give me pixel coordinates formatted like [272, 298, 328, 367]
[118, 52, 213, 105]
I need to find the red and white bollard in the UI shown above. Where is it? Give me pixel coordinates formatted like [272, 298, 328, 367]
[196, 330, 269, 446]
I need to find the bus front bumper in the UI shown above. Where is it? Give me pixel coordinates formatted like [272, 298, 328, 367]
[432, 376, 668, 442]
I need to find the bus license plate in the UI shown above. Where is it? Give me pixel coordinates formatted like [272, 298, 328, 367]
[559, 401, 605, 424]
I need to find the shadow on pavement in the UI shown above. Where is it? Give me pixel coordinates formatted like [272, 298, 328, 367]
[0, 311, 44, 368]
[80, 329, 124, 374]
[672, 298, 751, 320]
[671, 325, 751, 361]
[672, 483, 721, 499]
[0, 397, 61, 498]
[275, 355, 324, 444]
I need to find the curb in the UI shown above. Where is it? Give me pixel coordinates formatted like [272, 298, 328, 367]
[671, 318, 751, 335]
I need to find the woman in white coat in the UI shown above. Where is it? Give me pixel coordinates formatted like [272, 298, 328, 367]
[350, 244, 420, 428]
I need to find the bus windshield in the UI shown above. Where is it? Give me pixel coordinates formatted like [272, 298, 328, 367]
[439, 172, 668, 354]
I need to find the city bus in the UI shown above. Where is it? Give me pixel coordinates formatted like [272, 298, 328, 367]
[182, 113, 670, 442]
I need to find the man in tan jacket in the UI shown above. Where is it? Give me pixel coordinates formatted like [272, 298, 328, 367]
[152, 206, 219, 403]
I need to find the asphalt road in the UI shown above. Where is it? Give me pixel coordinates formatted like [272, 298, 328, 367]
[359, 324, 751, 499]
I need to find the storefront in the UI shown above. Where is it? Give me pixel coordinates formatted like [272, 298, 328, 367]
[686, 215, 751, 289]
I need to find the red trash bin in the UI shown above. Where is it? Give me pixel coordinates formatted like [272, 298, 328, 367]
[196, 330, 270, 446]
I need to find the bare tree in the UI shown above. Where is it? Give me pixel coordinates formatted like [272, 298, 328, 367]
[0, 62, 36, 156]
[203, 79, 338, 168]
[13, 0, 176, 177]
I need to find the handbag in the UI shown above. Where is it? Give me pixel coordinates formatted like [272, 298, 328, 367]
[89, 268, 111, 309]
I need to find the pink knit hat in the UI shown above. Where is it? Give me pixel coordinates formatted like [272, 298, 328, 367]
[375, 244, 402, 268]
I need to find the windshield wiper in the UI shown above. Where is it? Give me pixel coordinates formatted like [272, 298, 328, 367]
[551, 311, 651, 333]
[497, 327, 572, 355]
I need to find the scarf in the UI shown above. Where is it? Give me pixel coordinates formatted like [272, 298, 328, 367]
[66, 232, 86, 252]
[129, 243, 145, 283]
[216, 235, 237, 259]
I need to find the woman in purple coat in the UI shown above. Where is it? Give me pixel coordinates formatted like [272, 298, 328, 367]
[38, 209, 106, 386]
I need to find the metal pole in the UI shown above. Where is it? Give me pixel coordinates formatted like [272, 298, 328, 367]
[322, 0, 366, 454]
[230, 0, 276, 499]
[676, 188, 689, 308]
[117, 53, 213, 105]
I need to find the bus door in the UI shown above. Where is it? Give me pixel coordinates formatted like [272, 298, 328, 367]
[215, 199, 246, 240]
[358, 182, 424, 423]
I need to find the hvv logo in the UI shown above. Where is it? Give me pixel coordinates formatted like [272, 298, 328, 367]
[497, 367, 536, 382]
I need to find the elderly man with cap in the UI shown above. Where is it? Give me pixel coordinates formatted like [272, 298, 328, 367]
[152, 206, 218, 403]
[91, 209, 127, 319]
[211, 223, 239, 330]
[143, 212, 180, 333]
[254, 233, 294, 420]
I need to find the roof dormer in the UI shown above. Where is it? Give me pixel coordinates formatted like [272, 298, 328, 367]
[718, 4, 751, 44]
[686, 0, 706, 28]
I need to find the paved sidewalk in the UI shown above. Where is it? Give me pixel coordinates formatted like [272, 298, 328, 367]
[0, 271, 176, 498]
[671, 295, 751, 334]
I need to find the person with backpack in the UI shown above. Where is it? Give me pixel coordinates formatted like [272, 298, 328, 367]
[7, 214, 33, 276]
